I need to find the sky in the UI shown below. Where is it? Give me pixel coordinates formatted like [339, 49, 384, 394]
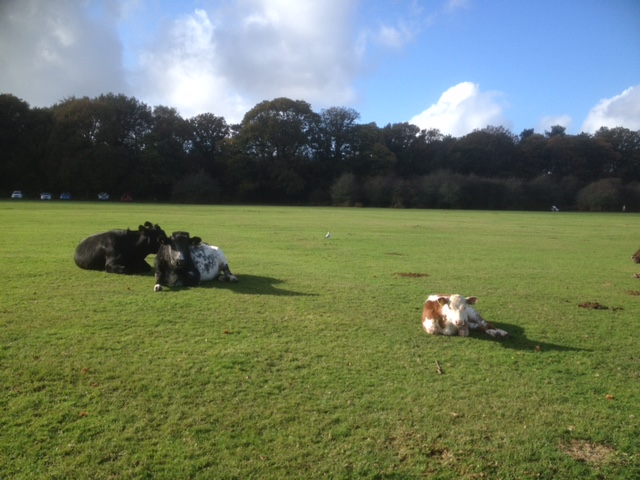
[1, 0, 639, 137]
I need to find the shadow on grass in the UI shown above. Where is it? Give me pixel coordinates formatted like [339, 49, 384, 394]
[470, 323, 590, 353]
[161, 274, 317, 297]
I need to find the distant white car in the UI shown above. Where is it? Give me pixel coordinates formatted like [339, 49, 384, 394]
[40, 192, 52, 200]
[98, 192, 110, 201]
[11, 190, 23, 199]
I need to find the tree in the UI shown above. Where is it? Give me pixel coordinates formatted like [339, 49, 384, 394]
[347, 123, 397, 177]
[131, 105, 191, 199]
[519, 128, 535, 141]
[514, 132, 547, 179]
[188, 113, 230, 174]
[576, 178, 624, 211]
[0, 94, 52, 193]
[309, 106, 360, 195]
[330, 173, 361, 206]
[313, 106, 360, 164]
[545, 125, 566, 138]
[594, 127, 640, 181]
[234, 98, 319, 201]
[381, 122, 427, 177]
[448, 126, 517, 177]
[171, 170, 221, 204]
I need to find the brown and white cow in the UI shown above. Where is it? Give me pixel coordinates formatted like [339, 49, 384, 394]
[422, 294, 509, 338]
[632, 247, 640, 264]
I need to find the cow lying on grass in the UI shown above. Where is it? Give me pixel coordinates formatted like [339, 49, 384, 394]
[74, 221, 166, 274]
[422, 294, 509, 338]
[154, 231, 238, 291]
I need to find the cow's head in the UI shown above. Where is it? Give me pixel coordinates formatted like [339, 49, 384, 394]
[442, 294, 478, 336]
[632, 247, 640, 264]
[158, 231, 201, 269]
[138, 221, 167, 253]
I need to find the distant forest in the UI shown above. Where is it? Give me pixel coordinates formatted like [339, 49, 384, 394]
[2, 92, 640, 211]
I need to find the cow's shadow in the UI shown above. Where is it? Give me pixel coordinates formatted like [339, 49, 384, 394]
[186, 274, 317, 297]
[468, 323, 590, 353]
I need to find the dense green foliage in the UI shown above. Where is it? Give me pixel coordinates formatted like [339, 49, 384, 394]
[2, 93, 640, 210]
[1, 202, 639, 478]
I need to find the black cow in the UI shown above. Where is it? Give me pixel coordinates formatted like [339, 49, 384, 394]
[154, 231, 237, 291]
[74, 221, 166, 274]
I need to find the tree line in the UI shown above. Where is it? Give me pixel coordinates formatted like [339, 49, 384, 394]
[2, 92, 640, 210]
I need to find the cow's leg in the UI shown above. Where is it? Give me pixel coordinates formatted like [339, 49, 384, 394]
[154, 263, 167, 292]
[105, 259, 127, 274]
[466, 309, 509, 339]
[457, 323, 470, 337]
[484, 326, 510, 339]
[475, 321, 510, 339]
[423, 321, 440, 335]
[218, 263, 238, 282]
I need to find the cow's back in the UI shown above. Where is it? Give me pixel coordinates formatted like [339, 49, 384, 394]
[74, 232, 112, 270]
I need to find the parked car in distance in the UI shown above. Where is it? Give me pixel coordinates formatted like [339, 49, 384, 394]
[40, 192, 52, 200]
[98, 192, 110, 201]
[59, 192, 72, 200]
[11, 190, 23, 199]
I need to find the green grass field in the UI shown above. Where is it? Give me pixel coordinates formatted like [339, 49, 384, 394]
[1, 201, 638, 479]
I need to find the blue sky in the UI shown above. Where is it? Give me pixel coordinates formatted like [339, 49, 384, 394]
[1, 0, 639, 137]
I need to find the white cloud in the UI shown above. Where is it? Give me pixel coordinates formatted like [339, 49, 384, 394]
[133, 0, 361, 122]
[133, 9, 249, 121]
[581, 85, 640, 133]
[409, 82, 508, 137]
[373, 22, 415, 49]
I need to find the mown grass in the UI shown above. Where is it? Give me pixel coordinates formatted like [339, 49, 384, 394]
[0, 201, 639, 479]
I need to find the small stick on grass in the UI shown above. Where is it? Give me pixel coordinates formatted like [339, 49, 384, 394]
[435, 360, 443, 374]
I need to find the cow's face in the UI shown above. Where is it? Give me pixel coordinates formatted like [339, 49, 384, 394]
[632, 248, 640, 264]
[159, 232, 202, 269]
[138, 222, 167, 253]
[443, 294, 478, 331]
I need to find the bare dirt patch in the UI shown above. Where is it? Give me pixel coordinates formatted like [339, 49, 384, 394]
[560, 440, 617, 466]
[578, 302, 623, 311]
[395, 272, 429, 278]
[628, 291, 640, 296]
[578, 302, 609, 310]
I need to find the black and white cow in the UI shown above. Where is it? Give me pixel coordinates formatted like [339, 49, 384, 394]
[154, 231, 238, 291]
[74, 221, 166, 274]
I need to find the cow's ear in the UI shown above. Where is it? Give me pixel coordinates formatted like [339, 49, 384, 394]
[158, 235, 169, 245]
[437, 297, 449, 306]
[466, 296, 478, 305]
[190, 236, 202, 245]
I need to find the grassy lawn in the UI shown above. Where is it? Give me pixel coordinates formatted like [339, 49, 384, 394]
[1, 201, 638, 479]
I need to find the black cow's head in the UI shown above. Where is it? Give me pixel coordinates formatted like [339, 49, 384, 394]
[138, 221, 167, 254]
[158, 231, 202, 268]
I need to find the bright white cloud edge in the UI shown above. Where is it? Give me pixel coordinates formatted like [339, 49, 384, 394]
[581, 85, 640, 133]
[409, 82, 509, 137]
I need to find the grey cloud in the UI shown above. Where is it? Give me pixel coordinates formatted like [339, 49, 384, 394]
[0, 0, 128, 106]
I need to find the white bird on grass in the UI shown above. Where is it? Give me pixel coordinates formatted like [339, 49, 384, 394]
[325, 232, 331, 239]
